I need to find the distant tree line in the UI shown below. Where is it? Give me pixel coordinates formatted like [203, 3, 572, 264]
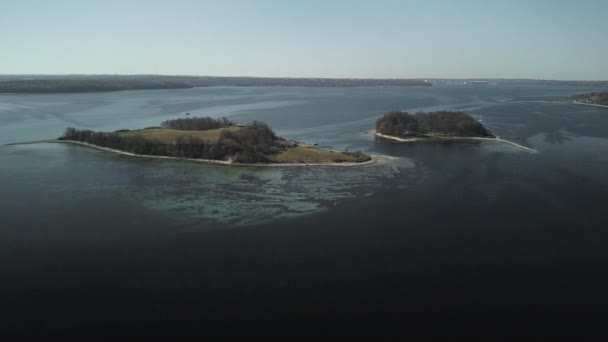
[0, 75, 432, 94]
[428, 78, 608, 87]
[0, 79, 192, 94]
[160, 117, 233, 130]
[7, 75, 608, 94]
[60, 121, 281, 163]
[490, 79, 608, 87]
[376, 111, 493, 138]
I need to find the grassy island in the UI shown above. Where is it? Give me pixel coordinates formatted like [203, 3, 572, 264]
[375, 110, 494, 140]
[58, 117, 371, 165]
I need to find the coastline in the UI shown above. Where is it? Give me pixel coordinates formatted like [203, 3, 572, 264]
[6, 139, 377, 167]
[372, 131, 536, 152]
[513, 100, 608, 109]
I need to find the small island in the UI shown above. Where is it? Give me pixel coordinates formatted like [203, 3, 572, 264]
[374, 110, 494, 142]
[572, 91, 608, 107]
[57, 117, 372, 166]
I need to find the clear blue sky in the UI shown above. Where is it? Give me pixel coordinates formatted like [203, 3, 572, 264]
[1, 0, 607, 80]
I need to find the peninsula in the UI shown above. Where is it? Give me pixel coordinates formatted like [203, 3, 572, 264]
[572, 91, 608, 107]
[56, 117, 372, 166]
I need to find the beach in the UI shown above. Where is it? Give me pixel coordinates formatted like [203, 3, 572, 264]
[6, 139, 377, 167]
[372, 131, 536, 152]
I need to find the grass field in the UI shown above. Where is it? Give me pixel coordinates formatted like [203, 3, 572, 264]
[116, 127, 241, 143]
[269, 146, 371, 163]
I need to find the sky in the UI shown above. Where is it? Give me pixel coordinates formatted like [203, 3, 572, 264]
[1, 0, 607, 80]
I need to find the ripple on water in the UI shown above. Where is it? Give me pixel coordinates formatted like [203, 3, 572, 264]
[124, 156, 423, 226]
[1, 144, 425, 227]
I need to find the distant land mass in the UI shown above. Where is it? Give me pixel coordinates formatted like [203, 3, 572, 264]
[0, 75, 431, 94]
[2, 75, 607, 94]
[572, 91, 608, 106]
[429, 78, 608, 87]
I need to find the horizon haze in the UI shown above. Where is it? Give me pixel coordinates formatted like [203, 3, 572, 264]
[2, 0, 607, 80]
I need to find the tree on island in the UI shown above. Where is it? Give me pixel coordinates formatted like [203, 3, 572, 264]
[59, 118, 281, 163]
[160, 117, 233, 130]
[375, 111, 419, 137]
[376, 111, 493, 138]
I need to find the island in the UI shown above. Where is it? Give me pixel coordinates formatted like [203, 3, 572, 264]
[374, 110, 494, 141]
[572, 91, 608, 107]
[56, 117, 372, 166]
[371, 110, 537, 152]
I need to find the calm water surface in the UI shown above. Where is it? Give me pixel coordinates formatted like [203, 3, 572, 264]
[1, 85, 608, 333]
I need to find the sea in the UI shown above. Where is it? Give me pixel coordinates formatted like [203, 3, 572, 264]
[1, 85, 608, 335]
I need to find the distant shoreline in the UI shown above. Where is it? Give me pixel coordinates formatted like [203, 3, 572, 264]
[514, 100, 608, 109]
[0, 76, 432, 95]
[6, 139, 377, 167]
[372, 131, 536, 152]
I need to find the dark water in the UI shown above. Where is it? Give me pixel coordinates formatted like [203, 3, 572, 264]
[2, 86, 608, 335]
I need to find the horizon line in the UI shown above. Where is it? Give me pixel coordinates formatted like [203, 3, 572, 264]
[0, 73, 607, 83]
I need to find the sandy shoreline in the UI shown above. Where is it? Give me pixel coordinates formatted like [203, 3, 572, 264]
[7, 139, 377, 167]
[372, 131, 536, 152]
[569, 102, 608, 109]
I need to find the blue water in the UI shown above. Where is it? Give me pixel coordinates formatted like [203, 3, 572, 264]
[1, 85, 608, 333]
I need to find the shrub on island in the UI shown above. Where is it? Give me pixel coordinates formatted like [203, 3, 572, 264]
[375, 111, 493, 138]
[60, 120, 277, 163]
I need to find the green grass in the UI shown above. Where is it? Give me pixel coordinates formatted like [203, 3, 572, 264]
[268, 146, 371, 164]
[419, 132, 445, 138]
[116, 127, 241, 144]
